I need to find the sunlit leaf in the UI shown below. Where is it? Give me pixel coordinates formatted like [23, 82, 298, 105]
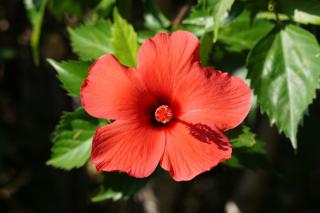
[112, 8, 138, 67]
[181, 8, 213, 36]
[247, 25, 320, 149]
[182, 0, 235, 41]
[69, 19, 113, 61]
[47, 108, 109, 170]
[183, 8, 212, 28]
[144, 0, 170, 31]
[279, 0, 320, 25]
[210, 0, 235, 42]
[92, 189, 122, 202]
[47, 59, 90, 96]
[256, 12, 289, 21]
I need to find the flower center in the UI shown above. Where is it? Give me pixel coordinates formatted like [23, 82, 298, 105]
[154, 105, 173, 124]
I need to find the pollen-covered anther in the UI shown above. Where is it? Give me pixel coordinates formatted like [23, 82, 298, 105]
[155, 105, 173, 124]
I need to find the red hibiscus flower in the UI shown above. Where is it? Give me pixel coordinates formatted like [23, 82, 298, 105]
[80, 30, 251, 181]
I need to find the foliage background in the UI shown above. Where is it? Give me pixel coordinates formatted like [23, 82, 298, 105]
[0, 0, 320, 212]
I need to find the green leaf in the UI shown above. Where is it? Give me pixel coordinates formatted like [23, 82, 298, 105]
[200, 31, 213, 65]
[24, 0, 48, 65]
[245, 0, 269, 17]
[47, 59, 90, 96]
[95, 0, 115, 17]
[91, 173, 147, 202]
[47, 137, 92, 169]
[224, 156, 244, 169]
[247, 25, 320, 149]
[183, 7, 212, 28]
[181, 8, 213, 37]
[47, 108, 108, 170]
[225, 126, 267, 170]
[92, 189, 122, 202]
[143, 0, 170, 31]
[183, 0, 234, 41]
[112, 8, 138, 67]
[279, 0, 320, 25]
[256, 12, 289, 21]
[224, 139, 268, 170]
[231, 126, 256, 148]
[48, 0, 82, 18]
[69, 19, 113, 61]
[219, 12, 274, 52]
[0, 48, 16, 60]
[210, 0, 235, 42]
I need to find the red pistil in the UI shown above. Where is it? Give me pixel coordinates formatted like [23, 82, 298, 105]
[155, 105, 173, 124]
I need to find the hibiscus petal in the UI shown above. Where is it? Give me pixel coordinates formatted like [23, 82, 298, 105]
[91, 121, 165, 178]
[160, 120, 231, 181]
[178, 65, 252, 131]
[81, 54, 145, 120]
[137, 30, 200, 95]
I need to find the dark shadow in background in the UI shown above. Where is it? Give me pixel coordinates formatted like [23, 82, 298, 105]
[0, 0, 320, 213]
